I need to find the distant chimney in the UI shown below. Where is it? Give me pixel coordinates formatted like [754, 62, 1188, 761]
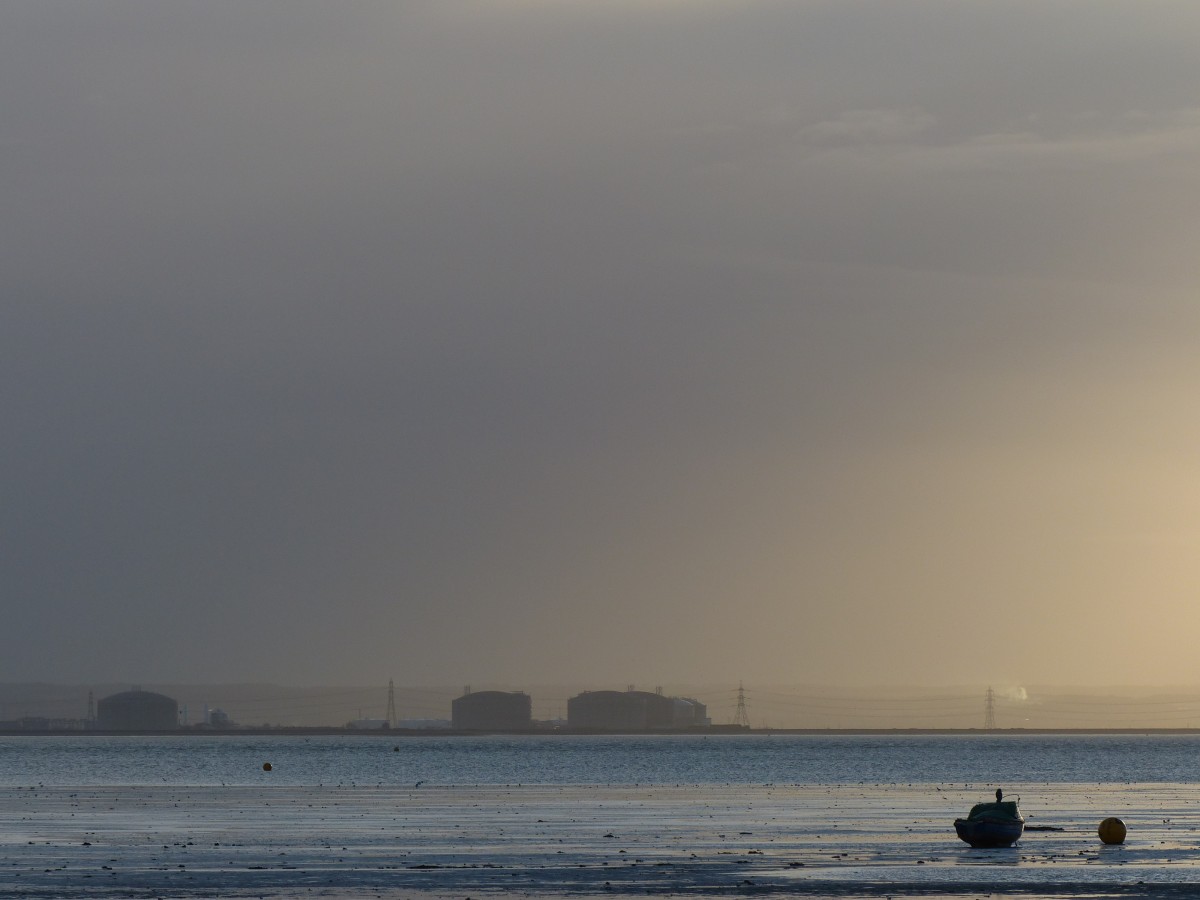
[463, 685, 471, 696]
[655, 686, 663, 695]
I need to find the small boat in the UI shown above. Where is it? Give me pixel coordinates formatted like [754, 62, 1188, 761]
[954, 793, 1024, 848]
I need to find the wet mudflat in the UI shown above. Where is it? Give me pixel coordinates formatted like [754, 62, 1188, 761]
[2, 782, 1200, 899]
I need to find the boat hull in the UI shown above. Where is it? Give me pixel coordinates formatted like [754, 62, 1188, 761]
[954, 816, 1024, 848]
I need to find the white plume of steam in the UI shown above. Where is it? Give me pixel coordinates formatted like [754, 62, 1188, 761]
[1000, 687, 1028, 702]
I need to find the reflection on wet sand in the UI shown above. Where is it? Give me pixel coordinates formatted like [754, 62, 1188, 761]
[2, 782, 1199, 898]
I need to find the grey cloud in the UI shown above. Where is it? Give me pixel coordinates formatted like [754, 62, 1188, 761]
[3, 0, 1200, 688]
[802, 108, 937, 146]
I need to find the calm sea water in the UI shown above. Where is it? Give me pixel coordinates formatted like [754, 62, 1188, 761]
[1, 733, 1197, 786]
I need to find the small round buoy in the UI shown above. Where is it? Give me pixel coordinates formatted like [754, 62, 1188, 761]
[1098, 817, 1126, 844]
[262, 762, 273, 772]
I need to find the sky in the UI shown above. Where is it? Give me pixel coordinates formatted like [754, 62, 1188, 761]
[3, 1, 1200, 691]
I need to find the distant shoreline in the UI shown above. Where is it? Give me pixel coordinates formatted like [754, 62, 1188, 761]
[4, 726, 1200, 737]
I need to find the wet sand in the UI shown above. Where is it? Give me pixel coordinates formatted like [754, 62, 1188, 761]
[2, 782, 1199, 898]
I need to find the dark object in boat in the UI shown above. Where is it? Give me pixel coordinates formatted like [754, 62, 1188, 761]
[954, 796, 1024, 848]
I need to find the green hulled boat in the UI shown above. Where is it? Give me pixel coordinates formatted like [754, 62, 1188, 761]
[954, 796, 1024, 848]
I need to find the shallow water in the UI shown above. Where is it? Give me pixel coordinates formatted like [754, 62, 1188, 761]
[3, 735, 1200, 897]
[2, 782, 1198, 898]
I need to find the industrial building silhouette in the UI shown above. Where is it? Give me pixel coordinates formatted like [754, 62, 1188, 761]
[96, 690, 178, 731]
[567, 689, 708, 730]
[451, 690, 533, 730]
[447, 687, 708, 732]
[1, 684, 719, 733]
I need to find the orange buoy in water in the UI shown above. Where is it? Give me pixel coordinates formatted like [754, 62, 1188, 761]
[262, 762, 273, 772]
[1098, 817, 1126, 844]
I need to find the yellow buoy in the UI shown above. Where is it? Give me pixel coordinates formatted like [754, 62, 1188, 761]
[1098, 817, 1126, 844]
[262, 762, 273, 772]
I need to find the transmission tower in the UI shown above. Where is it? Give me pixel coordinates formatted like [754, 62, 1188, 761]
[386, 679, 398, 729]
[984, 686, 996, 730]
[733, 682, 751, 728]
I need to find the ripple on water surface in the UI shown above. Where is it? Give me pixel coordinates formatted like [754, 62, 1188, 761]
[4, 732, 1200, 785]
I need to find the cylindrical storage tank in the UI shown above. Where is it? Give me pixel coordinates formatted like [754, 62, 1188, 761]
[96, 690, 179, 731]
[451, 691, 532, 731]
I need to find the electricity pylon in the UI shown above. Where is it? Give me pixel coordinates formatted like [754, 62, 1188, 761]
[733, 682, 751, 728]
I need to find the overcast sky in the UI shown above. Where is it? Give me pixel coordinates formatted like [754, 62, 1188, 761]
[3, 1, 1200, 690]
